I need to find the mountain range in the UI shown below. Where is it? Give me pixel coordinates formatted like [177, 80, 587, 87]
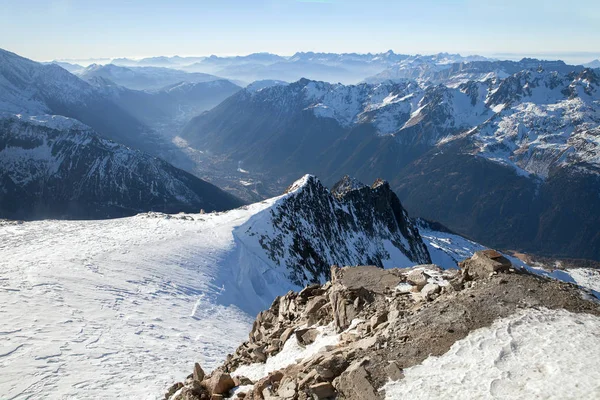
[87, 76, 241, 136]
[73, 51, 494, 85]
[181, 66, 600, 260]
[0, 114, 242, 219]
[2, 46, 599, 260]
[0, 48, 244, 219]
[365, 58, 585, 87]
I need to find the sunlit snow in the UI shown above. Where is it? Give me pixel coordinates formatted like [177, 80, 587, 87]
[382, 308, 600, 399]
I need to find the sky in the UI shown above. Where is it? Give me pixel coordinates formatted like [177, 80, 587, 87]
[1, 0, 599, 63]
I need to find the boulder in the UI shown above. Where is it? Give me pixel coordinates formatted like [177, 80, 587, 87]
[279, 292, 297, 322]
[165, 382, 184, 399]
[233, 376, 253, 386]
[315, 354, 350, 380]
[421, 283, 441, 301]
[278, 377, 298, 398]
[460, 250, 512, 280]
[299, 283, 324, 300]
[370, 313, 387, 330]
[310, 382, 336, 399]
[406, 270, 429, 288]
[296, 328, 319, 346]
[253, 346, 267, 363]
[178, 386, 210, 400]
[280, 327, 295, 344]
[305, 296, 327, 316]
[190, 380, 207, 395]
[336, 362, 378, 400]
[253, 371, 284, 399]
[203, 372, 235, 395]
[385, 361, 404, 381]
[329, 288, 368, 332]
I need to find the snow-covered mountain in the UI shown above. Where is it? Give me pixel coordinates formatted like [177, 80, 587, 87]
[471, 69, 600, 177]
[1, 174, 597, 399]
[0, 114, 242, 219]
[182, 67, 600, 261]
[183, 68, 599, 175]
[111, 55, 206, 68]
[180, 78, 426, 168]
[179, 51, 493, 85]
[0, 48, 248, 220]
[0, 48, 167, 153]
[0, 174, 430, 398]
[366, 58, 583, 87]
[47, 61, 85, 74]
[77, 63, 223, 91]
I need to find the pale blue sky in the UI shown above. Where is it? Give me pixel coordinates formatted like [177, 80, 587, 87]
[1, 0, 599, 62]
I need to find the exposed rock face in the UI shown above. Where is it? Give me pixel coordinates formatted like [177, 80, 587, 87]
[241, 175, 431, 285]
[167, 251, 600, 399]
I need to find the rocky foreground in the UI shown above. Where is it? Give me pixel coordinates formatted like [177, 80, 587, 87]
[165, 250, 600, 399]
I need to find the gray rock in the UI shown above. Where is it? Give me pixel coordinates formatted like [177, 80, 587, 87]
[296, 328, 319, 346]
[310, 382, 336, 399]
[385, 361, 404, 381]
[336, 363, 379, 400]
[305, 296, 327, 316]
[370, 313, 388, 330]
[315, 354, 350, 380]
[280, 327, 295, 344]
[203, 371, 235, 395]
[421, 283, 441, 301]
[407, 270, 430, 288]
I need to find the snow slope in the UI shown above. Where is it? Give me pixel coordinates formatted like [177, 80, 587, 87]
[382, 308, 600, 399]
[0, 205, 268, 399]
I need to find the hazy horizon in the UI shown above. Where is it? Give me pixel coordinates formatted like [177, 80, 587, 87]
[2, 0, 599, 65]
[13, 50, 600, 68]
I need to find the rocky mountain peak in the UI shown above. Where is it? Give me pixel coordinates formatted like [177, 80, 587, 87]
[237, 175, 431, 286]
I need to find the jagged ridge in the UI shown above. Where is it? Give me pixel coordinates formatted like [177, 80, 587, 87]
[236, 175, 431, 286]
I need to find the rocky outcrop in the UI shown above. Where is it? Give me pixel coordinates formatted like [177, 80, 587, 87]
[166, 250, 600, 399]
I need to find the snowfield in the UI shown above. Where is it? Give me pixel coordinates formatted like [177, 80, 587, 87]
[0, 197, 293, 399]
[382, 308, 600, 399]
